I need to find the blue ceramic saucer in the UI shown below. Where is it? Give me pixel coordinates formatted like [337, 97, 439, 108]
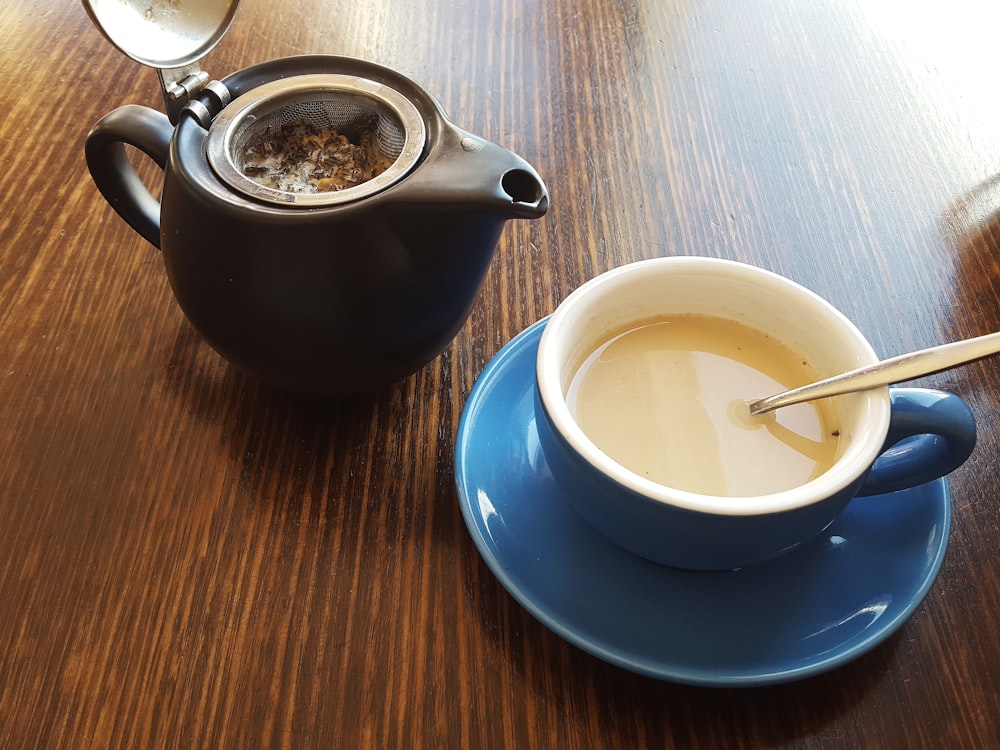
[455, 319, 951, 687]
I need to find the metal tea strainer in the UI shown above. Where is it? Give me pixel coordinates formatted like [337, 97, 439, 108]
[83, 0, 426, 207]
[206, 75, 425, 207]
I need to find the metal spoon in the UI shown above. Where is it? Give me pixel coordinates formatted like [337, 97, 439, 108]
[747, 330, 1000, 416]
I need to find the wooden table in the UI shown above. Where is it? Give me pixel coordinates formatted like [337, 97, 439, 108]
[3, 0, 999, 746]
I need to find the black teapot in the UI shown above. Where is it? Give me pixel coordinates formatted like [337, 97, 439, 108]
[83, 0, 548, 393]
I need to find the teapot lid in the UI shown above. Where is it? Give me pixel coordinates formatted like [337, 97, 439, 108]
[82, 0, 240, 122]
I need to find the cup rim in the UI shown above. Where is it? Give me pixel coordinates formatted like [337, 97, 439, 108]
[536, 256, 892, 517]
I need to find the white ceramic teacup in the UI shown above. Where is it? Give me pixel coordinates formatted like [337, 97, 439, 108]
[534, 256, 976, 570]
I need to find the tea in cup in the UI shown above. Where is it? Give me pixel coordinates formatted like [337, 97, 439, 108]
[534, 256, 976, 570]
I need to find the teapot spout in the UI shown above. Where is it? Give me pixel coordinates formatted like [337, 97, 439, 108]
[498, 162, 550, 219]
[392, 123, 548, 220]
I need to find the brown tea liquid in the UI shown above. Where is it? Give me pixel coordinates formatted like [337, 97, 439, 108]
[567, 315, 842, 496]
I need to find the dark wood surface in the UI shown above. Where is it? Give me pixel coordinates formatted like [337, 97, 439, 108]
[3, 0, 1000, 747]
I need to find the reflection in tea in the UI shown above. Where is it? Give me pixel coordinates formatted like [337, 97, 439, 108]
[567, 315, 842, 496]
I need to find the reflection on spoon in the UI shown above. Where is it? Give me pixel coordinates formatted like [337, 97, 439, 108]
[747, 330, 1000, 416]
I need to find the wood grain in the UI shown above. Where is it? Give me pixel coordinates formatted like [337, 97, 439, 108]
[2, 0, 1000, 747]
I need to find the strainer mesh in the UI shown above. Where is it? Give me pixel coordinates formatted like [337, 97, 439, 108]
[231, 96, 406, 194]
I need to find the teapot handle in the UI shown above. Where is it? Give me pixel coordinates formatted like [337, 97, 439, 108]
[85, 105, 174, 249]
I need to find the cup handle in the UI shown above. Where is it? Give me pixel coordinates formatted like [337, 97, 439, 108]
[84, 105, 174, 249]
[855, 387, 976, 497]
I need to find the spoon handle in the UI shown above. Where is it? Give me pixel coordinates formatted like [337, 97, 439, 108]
[747, 330, 1000, 415]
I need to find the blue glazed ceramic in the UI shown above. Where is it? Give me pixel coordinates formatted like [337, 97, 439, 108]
[534, 258, 976, 570]
[535, 384, 972, 570]
[455, 319, 952, 686]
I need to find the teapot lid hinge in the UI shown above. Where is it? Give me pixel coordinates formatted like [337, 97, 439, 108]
[157, 65, 212, 125]
[180, 80, 234, 130]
